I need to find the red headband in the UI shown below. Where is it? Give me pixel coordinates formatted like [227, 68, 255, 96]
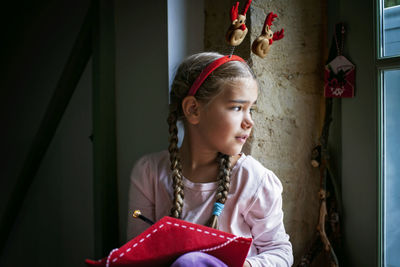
[187, 55, 246, 96]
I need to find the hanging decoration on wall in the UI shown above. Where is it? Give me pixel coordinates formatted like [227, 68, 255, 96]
[298, 99, 342, 267]
[251, 12, 285, 58]
[298, 23, 346, 267]
[324, 23, 355, 98]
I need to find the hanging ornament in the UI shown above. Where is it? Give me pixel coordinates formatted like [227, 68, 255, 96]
[324, 23, 355, 98]
[225, 0, 252, 47]
[251, 12, 284, 58]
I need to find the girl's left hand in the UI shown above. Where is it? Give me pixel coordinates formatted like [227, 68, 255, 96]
[243, 260, 251, 267]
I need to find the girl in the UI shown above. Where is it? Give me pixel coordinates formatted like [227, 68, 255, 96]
[127, 52, 293, 267]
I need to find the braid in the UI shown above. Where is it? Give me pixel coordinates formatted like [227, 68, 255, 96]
[167, 109, 184, 219]
[207, 153, 232, 229]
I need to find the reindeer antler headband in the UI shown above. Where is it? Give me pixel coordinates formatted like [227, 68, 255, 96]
[188, 0, 252, 97]
[187, 1, 285, 96]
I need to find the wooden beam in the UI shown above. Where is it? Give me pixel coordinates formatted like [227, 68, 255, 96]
[92, 0, 119, 258]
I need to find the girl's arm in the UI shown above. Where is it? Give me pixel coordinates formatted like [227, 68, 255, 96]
[126, 155, 156, 240]
[243, 171, 293, 267]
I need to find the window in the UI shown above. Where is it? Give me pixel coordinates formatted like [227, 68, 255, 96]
[378, 1, 400, 266]
[381, 69, 400, 267]
[381, 1, 400, 57]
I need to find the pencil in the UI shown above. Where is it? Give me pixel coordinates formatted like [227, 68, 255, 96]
[132, 210, 155, 225]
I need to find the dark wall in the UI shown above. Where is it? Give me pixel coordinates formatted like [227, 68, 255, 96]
[0, 1, 93, 266]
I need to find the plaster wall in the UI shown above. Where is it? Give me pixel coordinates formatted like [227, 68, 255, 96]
[205, 0, 326, 263]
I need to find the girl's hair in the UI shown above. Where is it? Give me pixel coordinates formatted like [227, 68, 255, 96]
[167, 52, 255, 229]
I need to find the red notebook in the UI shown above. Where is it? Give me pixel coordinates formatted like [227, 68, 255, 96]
[85, 216, 252, 267]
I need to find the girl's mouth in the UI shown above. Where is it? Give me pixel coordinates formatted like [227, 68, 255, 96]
[235, 135, 249, 143]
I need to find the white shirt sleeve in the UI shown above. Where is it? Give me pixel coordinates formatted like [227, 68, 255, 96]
[126, 155, 156, 240]
[244, 171, 293, 267]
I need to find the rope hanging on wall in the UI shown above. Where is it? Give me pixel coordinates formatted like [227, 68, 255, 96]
[297, 23, 346, 267]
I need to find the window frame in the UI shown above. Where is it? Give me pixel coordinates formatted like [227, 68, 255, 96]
[376, 1, 400, 266]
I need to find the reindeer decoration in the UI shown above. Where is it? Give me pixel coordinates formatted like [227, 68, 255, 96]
[225, 0, 252, 47]
[251, 12, 284, 58]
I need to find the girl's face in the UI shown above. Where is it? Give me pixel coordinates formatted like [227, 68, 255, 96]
[195, 78, 258, 156]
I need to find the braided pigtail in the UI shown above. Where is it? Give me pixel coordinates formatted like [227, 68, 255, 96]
[207, 153, 232, 229]
[167, 108, 184, 219]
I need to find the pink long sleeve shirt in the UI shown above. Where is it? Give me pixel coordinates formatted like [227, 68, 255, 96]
[127, 151, 293, 267]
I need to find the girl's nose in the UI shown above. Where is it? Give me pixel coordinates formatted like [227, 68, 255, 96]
[241, 114, 254, 129]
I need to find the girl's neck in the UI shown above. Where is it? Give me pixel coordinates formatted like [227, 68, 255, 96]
[179, 139, 219, 183]
[179, 137, 241, 183]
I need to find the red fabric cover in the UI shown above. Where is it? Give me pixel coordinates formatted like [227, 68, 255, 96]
[85, 216, 252, 267]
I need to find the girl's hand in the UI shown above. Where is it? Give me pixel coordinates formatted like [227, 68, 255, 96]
[243, 260, 251, 267]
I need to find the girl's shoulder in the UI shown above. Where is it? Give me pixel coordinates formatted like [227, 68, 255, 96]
[234, 153, 272, 178]
[134, 150, 169, 167]
[131, 150, 170, 177]
[233, 153, 283, 192]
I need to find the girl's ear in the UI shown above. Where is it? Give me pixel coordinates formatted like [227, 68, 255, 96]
[182, 96, 201, 125]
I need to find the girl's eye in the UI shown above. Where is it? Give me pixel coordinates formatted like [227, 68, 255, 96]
[232, 106, 242, 111]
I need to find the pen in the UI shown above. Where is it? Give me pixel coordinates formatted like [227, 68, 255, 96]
[132, 210, 155, 225]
